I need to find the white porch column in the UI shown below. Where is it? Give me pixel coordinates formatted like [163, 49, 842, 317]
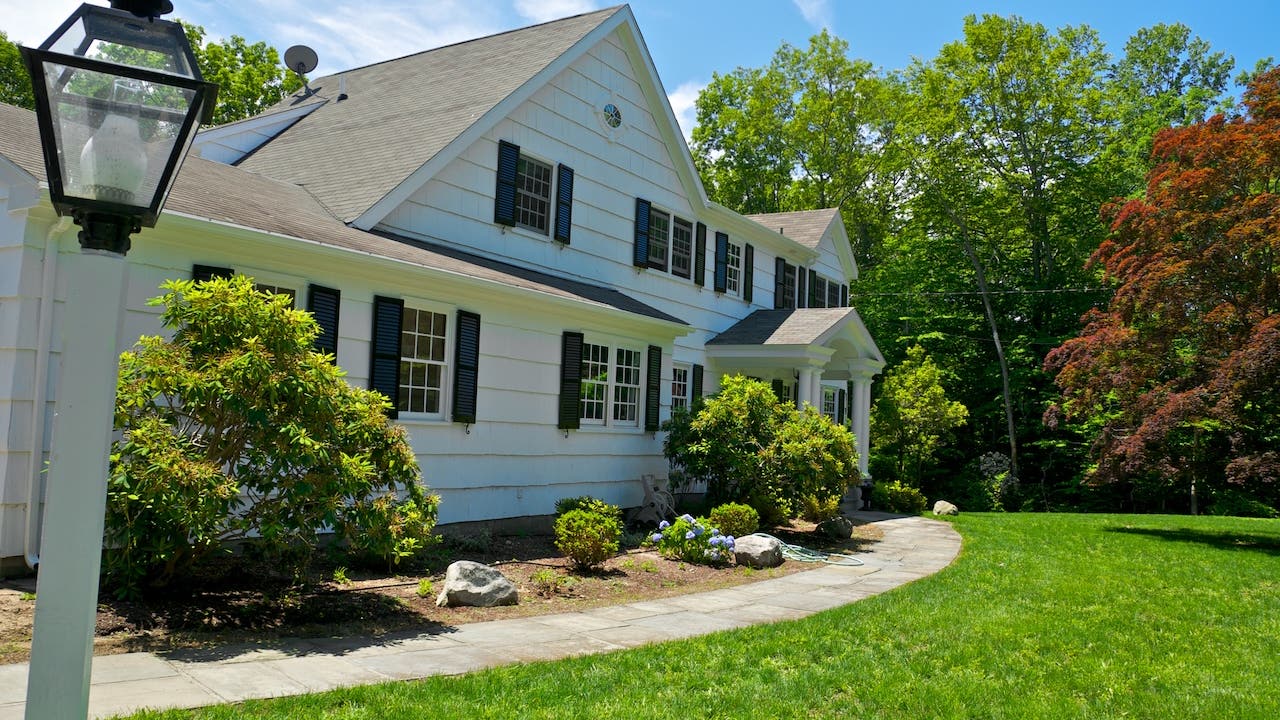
[797, 367, 817, 409]
[851, 363, 877, 479]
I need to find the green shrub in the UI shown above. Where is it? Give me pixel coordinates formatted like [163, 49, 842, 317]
[799, 493, 842, 522]
[663, 376, 788, 505]
[105, 276, 438, 596]
[872, 480, 928, 514]
[554, 496, 622, 523]
[762, 406, 857, 507]
[708, 502, 759, 538]
[1210, 489, 1280, 518]
[554, 509, 622, 570]
[649, 514, 736, 566]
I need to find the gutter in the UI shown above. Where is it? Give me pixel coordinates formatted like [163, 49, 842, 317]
[24, 216, 70, 569]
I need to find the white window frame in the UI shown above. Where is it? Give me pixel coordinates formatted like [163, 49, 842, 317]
[822, 385, 838, 419]
[671, 364, 690, 412]
[647, 207, 670, 271]
[612, 347, 642, 427]
[397, 303, 452, 420]
[726, 241, 742, 295]
[579, 342, 610, 425]
[671, 217, 693, 279]
[826, 278, 841, 308]
[515, 153, 553, 235]
[578, 337, 646, 428]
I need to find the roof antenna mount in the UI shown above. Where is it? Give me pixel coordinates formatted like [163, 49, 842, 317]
[284, 45, 319, 97]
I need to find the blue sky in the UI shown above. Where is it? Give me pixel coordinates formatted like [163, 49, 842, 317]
[4, 1, 1277, 136]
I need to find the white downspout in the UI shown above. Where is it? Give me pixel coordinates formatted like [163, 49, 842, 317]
[24, 216, 70, 569]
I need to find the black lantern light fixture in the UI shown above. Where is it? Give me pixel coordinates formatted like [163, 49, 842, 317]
[19, 0, 217, 254]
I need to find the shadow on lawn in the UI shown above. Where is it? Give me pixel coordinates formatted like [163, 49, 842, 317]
[1106, 525, 1280, 556]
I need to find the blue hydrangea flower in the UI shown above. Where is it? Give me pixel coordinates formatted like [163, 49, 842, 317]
[680, 514, 695, 523]
[651, 533, 663, 542]
[658, 520, 670, 530]
[685, 530, 696, 540]
[693, 526, 704, 536]
[711, 528, 721, 536]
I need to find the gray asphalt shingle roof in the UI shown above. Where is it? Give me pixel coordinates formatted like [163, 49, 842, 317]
[235, 6, 624, 223]
[0, 102, 683, 326]
[707, 308, 858, 346]
[744, 208, 840, 251]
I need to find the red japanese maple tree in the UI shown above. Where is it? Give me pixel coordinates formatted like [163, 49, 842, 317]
[1045, 69, 1280, 513]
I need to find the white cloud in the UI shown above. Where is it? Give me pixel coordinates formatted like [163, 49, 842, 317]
[513, 0, 600, 25]
[667, 79, 705, 143]
[792, 0, 833, 30]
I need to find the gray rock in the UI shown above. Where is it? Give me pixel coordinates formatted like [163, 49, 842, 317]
[932, 500, 959, 516]
[435, 560, 518, 607]
[734, 533, 784, 568]
[817, 515, 854, 539]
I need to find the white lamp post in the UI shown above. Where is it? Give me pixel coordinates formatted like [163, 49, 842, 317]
[19, 2, 216, 718]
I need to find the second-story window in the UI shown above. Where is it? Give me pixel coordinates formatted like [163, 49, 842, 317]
[648, 208, 670, 271]
[515, 155, 553, 234]
[671, 218, 693, 279]
[725, 241, 742, 295]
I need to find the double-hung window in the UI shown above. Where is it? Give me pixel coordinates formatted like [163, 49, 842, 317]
[725, 241, 742, 295]
[612, 348, 641, 426]
[647, 208, 670, 271]
[671, 218, 693, 278]
[580, 342, 610, 424]
[515, 155, 553, 234]
[822, 386, 838, 419]
[826, 280, 840, 308]
[671, 365, 690, 412]
[399, 307, 449, 417]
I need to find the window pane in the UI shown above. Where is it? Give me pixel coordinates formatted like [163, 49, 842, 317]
[515, 156, 552, 234]
[396, 306, 448, 417]
[648, 209, 670, 270]
[726, 243, 741, 294]
[671, 218, 692, 278]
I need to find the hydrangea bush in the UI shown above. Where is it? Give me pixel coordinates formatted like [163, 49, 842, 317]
[650, 514, 736, 566]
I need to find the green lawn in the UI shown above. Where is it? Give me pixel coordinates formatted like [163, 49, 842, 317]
[128, 513, 1280, 719]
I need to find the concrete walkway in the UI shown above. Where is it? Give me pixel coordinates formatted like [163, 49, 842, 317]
[0, 514, 960, 719]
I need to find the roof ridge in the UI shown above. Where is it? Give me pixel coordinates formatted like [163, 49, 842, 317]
[312, 5, 625, 81]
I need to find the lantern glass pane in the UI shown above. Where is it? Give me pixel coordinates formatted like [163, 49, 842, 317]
[40, 59, 194, 210]
[48, 8, 197, 79]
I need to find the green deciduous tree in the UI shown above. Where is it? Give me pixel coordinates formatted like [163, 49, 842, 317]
[872, 345, 969, 486]
[181, 22, 303, 126]
[0, 30, 33, 110]
[106, 276, 438, 595]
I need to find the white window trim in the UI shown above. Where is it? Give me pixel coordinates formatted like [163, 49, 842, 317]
[577, 334, 648, 431]
[671, 363, 691, 412]
[822, 385, 838, 419]
[396, 299, 455, 422]
[725, 241, 742, 295]
[514, 152, 554, 236]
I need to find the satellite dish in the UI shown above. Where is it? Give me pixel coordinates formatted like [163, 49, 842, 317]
[284, 45, 319, 75]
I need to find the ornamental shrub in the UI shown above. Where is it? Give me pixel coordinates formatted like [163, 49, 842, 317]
[663, 376, 789, 505]
[762, 406, 857, 509]
[554, 495, 622, 523]
[106, 276, 438, 595]
[554, 509, 622, 570]
[649, 514, 735, 566]
[799, 493, 842, 522]
[872, 480, 928, 515]
[707, 502, 759, 538]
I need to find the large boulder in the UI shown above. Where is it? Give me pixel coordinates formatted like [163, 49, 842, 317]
[734, 533, 784, 568]
[435, 560, 518, 607]
[817, 515, 855, 539]
[932, 500, 959, 516]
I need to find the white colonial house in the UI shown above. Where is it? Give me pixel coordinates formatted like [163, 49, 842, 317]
[0, 4, 883, 573]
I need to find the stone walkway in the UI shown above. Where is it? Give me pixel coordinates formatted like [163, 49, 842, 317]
[0, 514, 960, 719]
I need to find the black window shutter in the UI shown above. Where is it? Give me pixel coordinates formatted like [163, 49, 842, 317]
[841, 283, 849, 308]
[558, 332, 584, 429]
[691, 363, 704, 405]
[307, 284, 341, 359]
[192, 264, 233, 282]
[809, 269, 820, 307]
[846, 380, 854, 424]
[370, 295, 404, 419]
[644, 345, 662, 431]
[694, 222, 707, 287]
[773, 257, 786, 309]
[771, 378, 785, 401]
[713, 232, 728, 293]
[633, 198, 651, 268]
[494, 140, 520, 226]
[452, 310, 481, 424]
[837, 388, 847, 424]
[796, 266, 807, 308]
[742, 243, 754, 303]
[554, 164, 574, 243]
